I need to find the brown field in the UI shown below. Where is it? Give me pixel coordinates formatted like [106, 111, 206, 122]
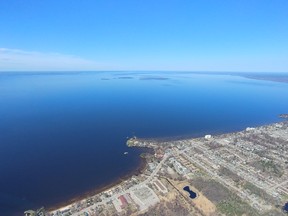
[173, 180, 217, 216]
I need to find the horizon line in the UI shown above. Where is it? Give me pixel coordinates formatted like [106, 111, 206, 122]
[0, 70, 288, 74]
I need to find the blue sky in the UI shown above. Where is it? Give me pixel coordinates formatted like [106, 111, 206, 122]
[0, 0, 288, 72]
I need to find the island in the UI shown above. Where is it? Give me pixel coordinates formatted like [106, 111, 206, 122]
[27, 121, 288, 216]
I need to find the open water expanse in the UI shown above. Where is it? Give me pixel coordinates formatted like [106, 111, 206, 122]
[0, 72, 288, 215]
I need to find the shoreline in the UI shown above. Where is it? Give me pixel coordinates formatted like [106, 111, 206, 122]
[127, 118, 285, 143]
[46, 117, 287, 215]
[47, 148, 150, 212]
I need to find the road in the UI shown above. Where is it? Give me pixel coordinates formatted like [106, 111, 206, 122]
[72, 154, 169, 215]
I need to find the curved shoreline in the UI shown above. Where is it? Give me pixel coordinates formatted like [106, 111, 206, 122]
[47, 148, 150, 212]
[46, 118, 287, 214]
[49, 122, 277, 211]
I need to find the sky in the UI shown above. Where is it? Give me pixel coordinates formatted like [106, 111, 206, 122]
[0, 0, 288, 72]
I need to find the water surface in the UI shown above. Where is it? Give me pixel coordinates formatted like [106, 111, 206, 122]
[0, 71, 288, 215]
[183, 186, 197, 199]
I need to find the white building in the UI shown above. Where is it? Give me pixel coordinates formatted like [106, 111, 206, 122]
[205, 134, 212, 140]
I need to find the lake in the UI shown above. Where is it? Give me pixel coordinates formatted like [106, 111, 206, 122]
[0, 71, 287, 215]
[183, 186, 197, 199]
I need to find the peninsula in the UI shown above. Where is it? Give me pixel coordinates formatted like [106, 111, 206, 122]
[27, 121, 288, 216]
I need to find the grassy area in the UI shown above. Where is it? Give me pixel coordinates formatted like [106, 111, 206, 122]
[261, 209, 287, 216]
[260, 160, 283, 177]
[217, 195, 259, 216]
[192, 177, 260, 216]
[281, 194, 288, 201]
[243, 182, 276, 203]
[218, 166, 243, 183]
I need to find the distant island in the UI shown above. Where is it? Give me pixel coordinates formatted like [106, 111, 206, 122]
[29, 120, 288, 216]
[241, 73, 288, 83]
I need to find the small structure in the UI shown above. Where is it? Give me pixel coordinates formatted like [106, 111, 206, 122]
[169, 157, 188, 175]
[24, 207, 45, 216]
[119, 195, 128, 208]
[245, 127, 255, 132]
[154, 149, 164, 159]
[205, 134, 212, 140]
[148, 162, 156, 171]
[112, 193, 131, 213]
[24, 210, 35, 216]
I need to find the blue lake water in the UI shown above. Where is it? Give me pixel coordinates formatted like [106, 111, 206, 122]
[284, 202, 288, 212]
[0, 72, 288, 215]
[183, 186, 197, 199]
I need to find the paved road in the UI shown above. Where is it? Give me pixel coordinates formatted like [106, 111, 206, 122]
[181, 151, 271, 212]
[72, 154, 169, 215]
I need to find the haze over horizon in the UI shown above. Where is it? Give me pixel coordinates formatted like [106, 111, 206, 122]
[1, 0, 288, 72]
